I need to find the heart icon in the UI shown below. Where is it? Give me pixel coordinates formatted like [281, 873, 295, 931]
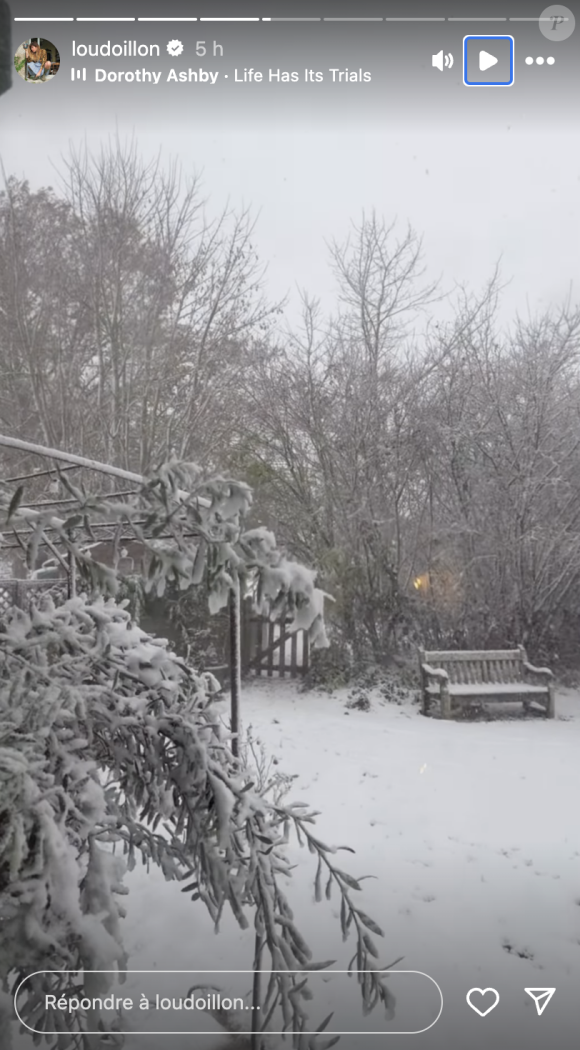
[466, 987, 500, 1017]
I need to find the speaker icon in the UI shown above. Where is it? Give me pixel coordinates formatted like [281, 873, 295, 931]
[432, 50, 454, 70]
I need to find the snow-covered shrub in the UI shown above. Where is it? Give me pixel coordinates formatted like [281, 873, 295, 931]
[0, 594, 392, 1046]
[0, 596, 210, 1032]
[303, 642, 355, 692]
[136, 575, 230, 670]
[0, 456, 393, 1048]
[345, 667, 419, 711]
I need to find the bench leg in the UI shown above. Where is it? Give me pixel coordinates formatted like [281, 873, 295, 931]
[440, 684, 451, 720]
[546, 684, 555, 719]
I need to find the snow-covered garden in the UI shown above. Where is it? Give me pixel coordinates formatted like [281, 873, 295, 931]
[116, 678, 580, 1049]
[2, 144, 580, 1050]
[1, 442, 578, 1050]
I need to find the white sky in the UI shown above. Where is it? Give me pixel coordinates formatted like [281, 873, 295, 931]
[4, 2, 579, 330]
[159, 127, 577, 324]
[4, 105, 578, 329]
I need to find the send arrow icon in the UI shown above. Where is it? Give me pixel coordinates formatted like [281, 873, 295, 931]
[479, 50, 499, 71]
[525, 988, 556, 1016]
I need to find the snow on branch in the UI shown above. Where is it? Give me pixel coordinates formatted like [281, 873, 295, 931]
[0, 594, 390, 1047]
[0, 454, 329, 647]
[0, 449, 390, 1048]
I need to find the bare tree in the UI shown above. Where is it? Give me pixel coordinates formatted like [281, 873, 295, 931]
[420, 297, 580, 653]
[236, 218, 499, 662]
[0, 140, 275, 482]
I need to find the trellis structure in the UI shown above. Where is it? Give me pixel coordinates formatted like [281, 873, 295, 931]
[0, 434, 244, 753]
[0, 578, 65, 616]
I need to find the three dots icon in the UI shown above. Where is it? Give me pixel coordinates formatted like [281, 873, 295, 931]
[525, 56, 556, 64]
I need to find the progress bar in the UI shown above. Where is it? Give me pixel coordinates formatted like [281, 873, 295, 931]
[13, 13, 568, 22]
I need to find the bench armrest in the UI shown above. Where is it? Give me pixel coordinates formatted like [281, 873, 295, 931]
[422, 663, 449, 682]
[523, 660, 554, 679]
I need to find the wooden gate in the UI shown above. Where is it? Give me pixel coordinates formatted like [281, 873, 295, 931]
[244, 614, 309, 679]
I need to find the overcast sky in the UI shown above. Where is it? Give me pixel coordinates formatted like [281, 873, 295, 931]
[5, 122, 574, 330]
[3, 11, 578, 332]
[150, 126, 576, 323]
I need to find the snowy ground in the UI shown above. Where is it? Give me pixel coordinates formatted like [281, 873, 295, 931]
[17, 677, 580, 1049]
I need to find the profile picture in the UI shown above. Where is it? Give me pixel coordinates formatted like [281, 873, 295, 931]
[14, 38, 60, 82]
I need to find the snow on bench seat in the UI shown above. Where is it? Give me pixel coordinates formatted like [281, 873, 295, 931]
[425, 682, 549, 696]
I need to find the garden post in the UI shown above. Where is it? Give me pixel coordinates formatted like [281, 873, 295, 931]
[229, 577, 242, 758]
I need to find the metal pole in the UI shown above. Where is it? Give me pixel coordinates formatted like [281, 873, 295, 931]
[67, 533, 76, 599]
[0, 436, 211, 508]
[229, 577, 242, 759]
[251, 930, 264, 1050]
[0, 434, 146, 484]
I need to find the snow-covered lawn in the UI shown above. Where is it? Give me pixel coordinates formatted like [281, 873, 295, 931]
[24, 679, 578, 1050]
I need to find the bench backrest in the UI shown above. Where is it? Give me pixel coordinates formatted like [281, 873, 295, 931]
[419, 648, 526, 685]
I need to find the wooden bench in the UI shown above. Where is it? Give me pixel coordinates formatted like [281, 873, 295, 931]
[419, 647, 555, 719]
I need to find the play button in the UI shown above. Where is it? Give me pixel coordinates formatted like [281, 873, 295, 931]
[463, 35, 514, 85]
[479, 50, 498, 71]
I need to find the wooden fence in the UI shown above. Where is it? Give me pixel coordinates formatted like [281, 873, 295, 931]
[244, 614, 309, 679]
